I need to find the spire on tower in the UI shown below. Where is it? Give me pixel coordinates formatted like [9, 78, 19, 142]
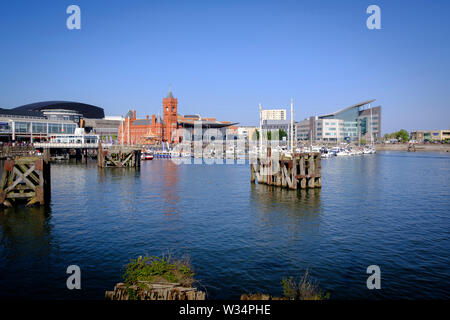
[167, 84, 173, 98]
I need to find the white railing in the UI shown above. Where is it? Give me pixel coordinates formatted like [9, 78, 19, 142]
[34, 142, 111, 148]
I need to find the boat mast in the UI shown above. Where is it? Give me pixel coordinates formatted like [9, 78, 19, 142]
[259, 103, 262, 156]
[291, 98, 294, 151]
[370, 103, 373, 146]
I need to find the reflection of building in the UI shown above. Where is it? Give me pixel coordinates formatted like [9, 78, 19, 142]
[261, 109, 286, 121]
[296, 99, 381, 143]
[118, 90, 238, 145]
[410, 130, 450, 142]
[0, 101, 104, 142]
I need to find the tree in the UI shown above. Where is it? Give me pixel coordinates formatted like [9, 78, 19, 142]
[253, 129, 259, 141]
[396, 129, 409, 142]
[278, 129, 287, 140]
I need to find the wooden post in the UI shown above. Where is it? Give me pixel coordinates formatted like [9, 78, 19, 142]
[251, 152, 321, 190]
[98, 145, 141, 168]
[0, 156, 50, 207]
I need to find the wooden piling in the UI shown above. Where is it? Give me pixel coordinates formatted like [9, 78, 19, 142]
[0, 156, 51, 207]
[250, 151, 322, 190]
[98, 144, 141, 168]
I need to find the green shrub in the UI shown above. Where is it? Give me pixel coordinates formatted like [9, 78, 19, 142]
[281, 270, 330, 300]
[123, 255, 195, 288]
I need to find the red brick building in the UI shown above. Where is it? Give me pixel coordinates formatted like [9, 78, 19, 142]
[118, 90, 179, 145]
[118, 90, 237, 145]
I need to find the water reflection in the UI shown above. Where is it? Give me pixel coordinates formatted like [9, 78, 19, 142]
[0, 206, 52, 264]
[160, 161, 180, 216]
[250, 183, 322, 237]
[97, 166, 141, 183]
[250, 183, 321, 212]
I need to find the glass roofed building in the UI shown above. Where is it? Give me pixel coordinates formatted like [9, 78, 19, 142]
[0, 101, 105, 142]
[296, 99, 381, 143]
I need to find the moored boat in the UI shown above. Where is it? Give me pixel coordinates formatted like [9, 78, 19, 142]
[141, 150, 154, 160]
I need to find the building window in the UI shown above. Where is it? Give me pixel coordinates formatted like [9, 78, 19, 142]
[63, 123, 76, 134]
[32, 122, 47, 134]
[48, 123, 63, 134]
[15, 122, 30, 133]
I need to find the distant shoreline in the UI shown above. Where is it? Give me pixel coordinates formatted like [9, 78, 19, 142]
[375, 144, 449, 153]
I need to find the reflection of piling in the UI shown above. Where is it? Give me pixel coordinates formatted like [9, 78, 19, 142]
[97, 143, 141, 168]
[251, 150, 321, 189]
[0, 156, 51, 207]
[407, 144, 416, 152]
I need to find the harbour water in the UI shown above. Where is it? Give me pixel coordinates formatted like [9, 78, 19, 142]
[0, 151, 449, 299]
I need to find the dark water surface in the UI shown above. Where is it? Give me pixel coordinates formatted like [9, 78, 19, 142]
[0, 151, 449, 299]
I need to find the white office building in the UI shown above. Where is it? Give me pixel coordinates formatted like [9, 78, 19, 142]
[261, 109, 287, 121]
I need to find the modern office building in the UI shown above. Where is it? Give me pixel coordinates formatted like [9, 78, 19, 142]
[84, 116, 124, 141]
[296, 99, 381, 143]
[0, 101, 105, 142]
[261, 109, 287, 121]
[261, 119, 294, 139]
[237, 126, 258, 140]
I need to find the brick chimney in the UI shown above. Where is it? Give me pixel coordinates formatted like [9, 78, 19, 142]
[133, 110, 136, 119]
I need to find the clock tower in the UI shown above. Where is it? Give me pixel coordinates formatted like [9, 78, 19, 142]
[162, 89, 178, 142]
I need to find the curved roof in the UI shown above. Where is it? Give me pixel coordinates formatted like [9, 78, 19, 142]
[319, 99, 375, 119]
[0, 101, 105, 119]
[179, 120, 238, 128]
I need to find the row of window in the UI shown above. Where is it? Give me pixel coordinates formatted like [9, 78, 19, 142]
[12, 122, 77, 134]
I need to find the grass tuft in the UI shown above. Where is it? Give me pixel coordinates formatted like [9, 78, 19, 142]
[281, 270, 330, 300]
[123, 254, 195, 288]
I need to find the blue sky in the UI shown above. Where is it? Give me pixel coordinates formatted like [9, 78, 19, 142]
[0, 0, 449, 133]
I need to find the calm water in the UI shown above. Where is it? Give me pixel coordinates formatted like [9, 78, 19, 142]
[0, 151, 449, 300]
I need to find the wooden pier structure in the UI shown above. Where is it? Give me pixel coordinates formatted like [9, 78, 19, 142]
[105, 282, 206, 300]
[0, 155, 51, 207]
[0, 146, 34, 160]
[97, 143, 141, 168]
[251, 151, 322, 189]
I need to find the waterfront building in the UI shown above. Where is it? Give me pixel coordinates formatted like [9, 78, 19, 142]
[296, 99, 381, 143]
[84, 116, 124, 142]
[238, 126, 258, 140]
[0, 101, 104, 142]
[176, 114, 238, 143]
[118, 90, 238, 145]
[410, 130, 450, 142]
[296, 118, 313, 141]
[261, 109, 287, 121]
[261, 119, 295, 139]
